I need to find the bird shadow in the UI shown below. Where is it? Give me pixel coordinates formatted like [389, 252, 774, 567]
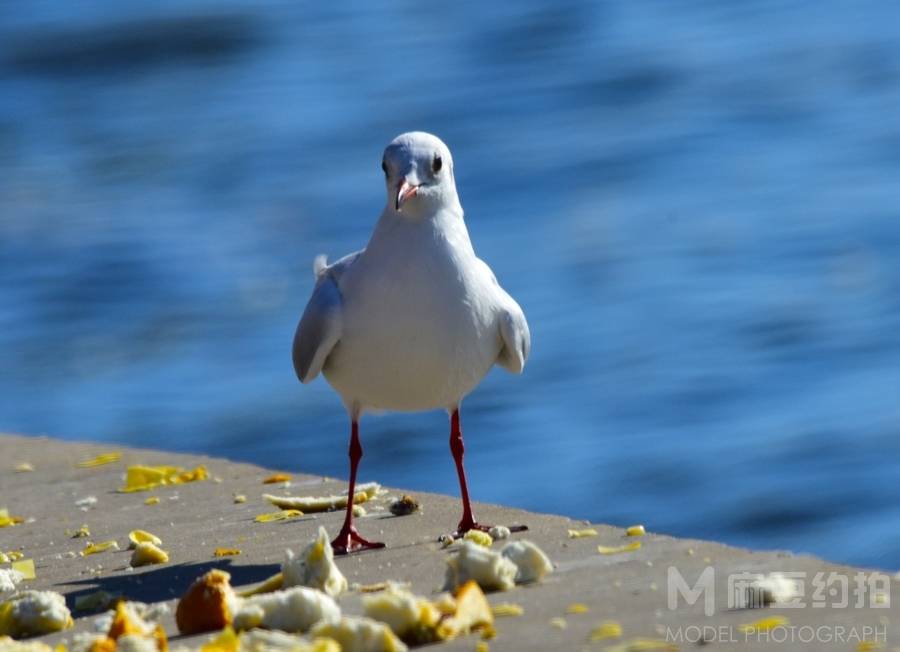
[58, 558, 280, 616]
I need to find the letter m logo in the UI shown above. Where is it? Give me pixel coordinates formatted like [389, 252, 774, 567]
[668, 566, 715, 616]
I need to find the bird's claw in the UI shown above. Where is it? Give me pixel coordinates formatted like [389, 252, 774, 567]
[330, 525, 385, 555]
[452, 518, 528, 539]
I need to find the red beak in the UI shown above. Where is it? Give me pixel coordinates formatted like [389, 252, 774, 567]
[396, 180, 418, 211]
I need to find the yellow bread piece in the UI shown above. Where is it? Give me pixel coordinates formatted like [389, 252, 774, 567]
[500, 540, 553, 584]
[462, 531, 493, 548]
[81, 541, 119, 557]
[233, 586, 340, 633]
[362, 584, 441, 643]
[238, 628, 341, 652]
[444, 542, 517, 592]
[176, 569, 238, 635]
[127, 531, 162, 549]
[237, 572, 283, 598]
[589, 620, 622, 641]
[737, 615, 788, 633]
[0, 590, 73, 638]
[436, 581, 494, 641]
[263, 482, 381, 513]
[77, 452, 121, 468]
[490, 603, 523, 617]
[282, 527, 347, 597]
[0, 635, 57, 651]
[119, 464, 208, 493]
[9, 561, 34, 582]
[597, 541, 641, 555]
[254, 510, 303, 523]
[311, 616, 407, 652]
[130, 542, 169, 567]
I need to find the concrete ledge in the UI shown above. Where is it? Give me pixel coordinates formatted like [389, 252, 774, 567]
[0, 433, 896, 650]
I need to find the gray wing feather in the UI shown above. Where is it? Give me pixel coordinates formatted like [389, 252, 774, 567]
[292, 255, 354, 384]
[497, 300, 531, 374]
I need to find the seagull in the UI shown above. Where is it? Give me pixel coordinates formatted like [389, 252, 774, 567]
[293, 132, 531, 554]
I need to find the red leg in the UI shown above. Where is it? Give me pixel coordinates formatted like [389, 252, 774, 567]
[330, 420, 385, 555]
[450, 408, 527, 536]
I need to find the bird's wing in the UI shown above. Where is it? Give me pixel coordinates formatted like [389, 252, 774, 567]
[292, 251, 362, 383]
[497, 298, 531, 374]
[474, 259, 531, 374]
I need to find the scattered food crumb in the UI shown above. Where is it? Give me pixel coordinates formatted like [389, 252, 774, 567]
[0, 509, 25, 528]
[566, 603, 589, 614]
[487, 526, 510, 540]
[255, 509, 304, 523]
[75, 496, 98, 509]
[233, 494, 247, 504]
[567, 528, 598, 539]
[14, 462, 34, 473]
[77, 452, 122, 468]
[128, 530, 162, 549]
[590, 621, 623, 641]
[857, 642, 884, 652]
[238, 572, 284, 598]
[283, 526, 348, 597]
[81, 540, 119, 556]
[119, 464, 208, 493]
[463, 530, 493, 548]
[144, 496, 160, 505]
[0, 568, 24, 593]
[214, 548, 242, 558]
[475, 641, 489, 652]
[597, 541, 641, 555]
[263, 482, 380, 513]
[74, 590, 119, 613]
[263, 473, 293, 484]
[625, 524, 646, 537]
[491, 603, 523, 617]
[737, 615, 789, 633]
[312, 616, 406, 652]
[549, 617, 567, 629]
[0, 590, 73, 637]
[71, 524, 91, 538]
[176, 569, 237, 635]
[501, 541, 553, 584]
[742, 573, 801, 608]
[11, 559, 35, 581]
[131, 541, 169, 567]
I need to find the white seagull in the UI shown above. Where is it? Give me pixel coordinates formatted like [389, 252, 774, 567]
[293, 131, 531, 554]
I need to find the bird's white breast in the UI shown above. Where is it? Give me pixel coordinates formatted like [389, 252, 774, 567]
[322, 215, 502, 412]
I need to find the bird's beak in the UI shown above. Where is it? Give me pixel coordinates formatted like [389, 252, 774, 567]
[396, 180, 419, 211]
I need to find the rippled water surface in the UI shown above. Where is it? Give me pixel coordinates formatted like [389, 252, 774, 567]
[2, 1, 899, 569]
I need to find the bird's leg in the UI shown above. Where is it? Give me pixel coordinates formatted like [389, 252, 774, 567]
[450, 408, 527, 537]
[330, 420, 385, 555]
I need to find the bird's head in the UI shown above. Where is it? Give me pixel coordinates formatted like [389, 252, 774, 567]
[381, 132, 460, 218]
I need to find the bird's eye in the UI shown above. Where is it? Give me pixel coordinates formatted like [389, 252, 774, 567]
[381, 159, 388, 175]
[432, 155, 442, 173]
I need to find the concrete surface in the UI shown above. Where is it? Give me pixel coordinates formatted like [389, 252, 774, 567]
[0, 432, 896, 650]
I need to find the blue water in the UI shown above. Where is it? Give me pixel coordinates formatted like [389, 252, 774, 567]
[2, 1, 899, 570]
